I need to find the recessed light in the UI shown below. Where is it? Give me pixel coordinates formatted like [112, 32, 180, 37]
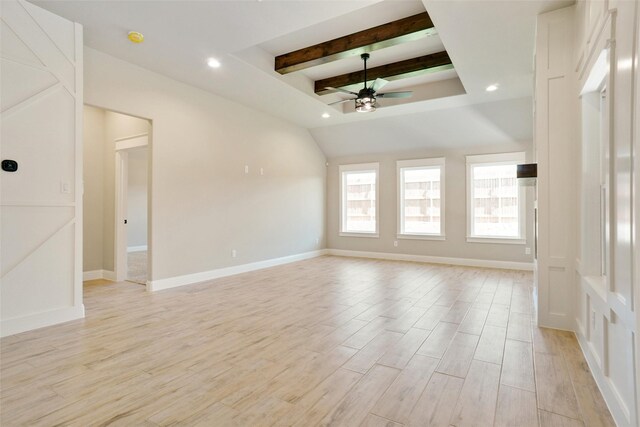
[486, 84, 498, 92]
[321, 113, 330, 118]
[128, 31, 144, 44]
[207, 57, 221, 68]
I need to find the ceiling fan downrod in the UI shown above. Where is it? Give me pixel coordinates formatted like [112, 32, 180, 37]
[361, 53, 370, 89]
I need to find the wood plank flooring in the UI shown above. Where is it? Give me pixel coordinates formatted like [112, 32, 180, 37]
[0, 256, 615, 426]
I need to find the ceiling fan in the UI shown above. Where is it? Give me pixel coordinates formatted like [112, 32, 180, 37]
[326, 53, 412, 112]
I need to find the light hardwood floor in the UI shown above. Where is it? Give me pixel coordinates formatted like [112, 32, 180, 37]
[0, 256, 615, 426]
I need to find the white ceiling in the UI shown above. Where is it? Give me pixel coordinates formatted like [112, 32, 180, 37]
[311, 96, 534, 158]
[31, 0, 572, 155]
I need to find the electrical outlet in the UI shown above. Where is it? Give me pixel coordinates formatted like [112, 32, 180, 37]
[244, 165, 249, 174]
[232, 249, 237, 258]
[60, 181, 70, 194]
[315, 237, 320, 245]
[393, 240, 398, 247]
[525, 247, 531, 255]
[260, 168, 264, 175]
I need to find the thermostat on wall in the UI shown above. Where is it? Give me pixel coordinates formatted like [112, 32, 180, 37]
[1, 159, 18, 172]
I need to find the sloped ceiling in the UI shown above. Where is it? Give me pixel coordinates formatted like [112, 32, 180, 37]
[31, 0, 572, 157]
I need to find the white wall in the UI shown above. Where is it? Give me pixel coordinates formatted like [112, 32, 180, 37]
[0, 0, 83, 336]
[535, 2, 640, 425]
[574, 2, 639, 426]
[327, 143, 534, 267]
[84, 48, 327, 287]
[534, 6, 578, 331]
[127, 148, 148, 249]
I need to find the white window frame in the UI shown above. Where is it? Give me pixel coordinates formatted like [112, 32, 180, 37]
[397, 157, 446, 240]
[339, 162, 380, 238]
[466, 152, 526, 244]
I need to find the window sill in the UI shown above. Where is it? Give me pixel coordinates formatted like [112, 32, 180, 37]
[466, 236, 525, 245]
[397, 234, 446, 241]
[339, 232, 379, 238]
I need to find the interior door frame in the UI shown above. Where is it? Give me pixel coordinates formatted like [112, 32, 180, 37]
[114, 134, 148, 283]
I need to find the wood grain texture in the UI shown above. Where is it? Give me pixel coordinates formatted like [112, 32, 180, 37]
[495, 385, 538, 427]
[451, 360, 501, 426]
[534, 352, 581, 419]
[474, 325, 507, 365]
[407, 372, 464, 427]
[371, 354, 439, 424]
[275, 12, 435, 74]
[0, 257, 613, 426]
[501, 338, 536, 391]
[436, 332, 479, 378]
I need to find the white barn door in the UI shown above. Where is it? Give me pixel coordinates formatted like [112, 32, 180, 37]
[0, 0, 83, 336]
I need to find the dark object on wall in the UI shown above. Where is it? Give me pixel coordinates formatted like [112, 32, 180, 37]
[517, 163, 537, 179]
[2, 159, 18, 172]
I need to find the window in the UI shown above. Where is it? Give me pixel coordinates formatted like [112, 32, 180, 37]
[579, 48, 610, 283]
[466, 152, 526, 243]
[397, 158, 445, 239]
[339, 163, 379, 237]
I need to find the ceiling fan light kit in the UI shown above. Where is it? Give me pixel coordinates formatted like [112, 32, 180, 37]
[326, 53, 412, 113]
[355, 97, 376, 113]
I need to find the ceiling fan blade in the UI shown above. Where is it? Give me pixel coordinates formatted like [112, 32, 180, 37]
[325, 87, 358, 96]
[377, 91, 413, 99]
[371, 78, 389, 92]
[328, 98, 355, 106]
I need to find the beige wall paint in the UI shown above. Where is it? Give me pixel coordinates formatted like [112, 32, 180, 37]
[127, 148, 148, 249]
[84, 48, 327, 282]
[327, 143, 534, 264]
[102, 111, 150, 270]
[83, 106, 106, 271]
[82, 106, 150, 272]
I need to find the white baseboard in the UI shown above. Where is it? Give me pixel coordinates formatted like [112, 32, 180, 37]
[127, 245, 147, 253]
[326, 249, 534, 271]
[575, 331, 630, 426]
[83, 270, 116, 281]
[0, 304, 85, 338]
[148, 249, 328, 292]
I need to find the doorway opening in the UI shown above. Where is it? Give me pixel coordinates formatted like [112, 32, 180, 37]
[82, 105, 151, 287]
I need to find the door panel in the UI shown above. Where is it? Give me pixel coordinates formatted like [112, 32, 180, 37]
[0, 0, 83, 336]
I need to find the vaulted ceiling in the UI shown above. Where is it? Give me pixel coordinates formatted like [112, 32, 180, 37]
[32, 0, 573, 157]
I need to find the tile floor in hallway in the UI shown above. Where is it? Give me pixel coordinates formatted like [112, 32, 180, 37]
[0, 256, 615, 426]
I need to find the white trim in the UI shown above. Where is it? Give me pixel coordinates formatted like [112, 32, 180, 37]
[115, 150, 128, 282]
[339, 162, 379, 236]
[0, 305, 85, 338]
[127, 245, 148, 253]
[466, 151, 526, 241]
[115, 134, 148, 151]
[339, 232, 379, 238]
[397, 157, 445, 238]
[466, 152, 525, 164]
[466, 237, 526, 245]
[83, 270, 103, 281]
[82, 270, 116, 281]
[327, 249, 533, 271]
[397, 234, 446, 241]
[575, 331, 630, 426]
[148, 249, 328, 292]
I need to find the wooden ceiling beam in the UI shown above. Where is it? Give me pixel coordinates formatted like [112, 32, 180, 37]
[314, 51, 453, 95]
[275, 12, 436, 74]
